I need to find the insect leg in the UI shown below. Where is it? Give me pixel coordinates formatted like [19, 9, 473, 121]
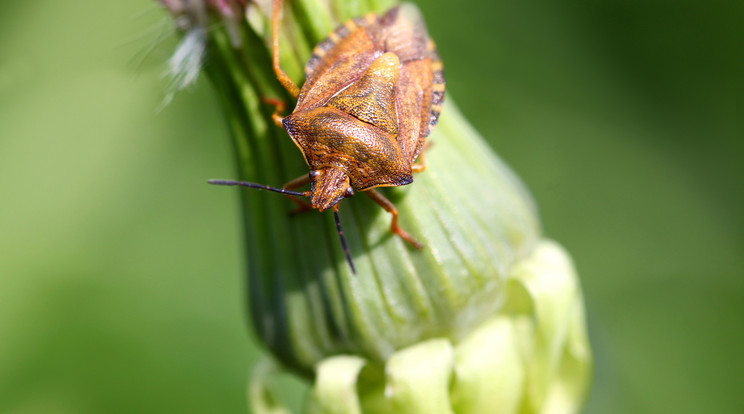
[412, 152, 426, 173]
[412, 141, 433, 172]
[364, 189, 422, 249]
[260, 97, 286, 127]
[283, 173, 313, 214]
[272, 0, 300, 99]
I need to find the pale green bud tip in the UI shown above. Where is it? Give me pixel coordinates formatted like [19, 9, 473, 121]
[251, 241, 591, 414]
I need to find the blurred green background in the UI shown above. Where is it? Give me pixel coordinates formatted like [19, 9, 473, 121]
[0, 0, 741, 413]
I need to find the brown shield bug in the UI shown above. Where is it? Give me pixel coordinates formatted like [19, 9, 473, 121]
[210, 0, 445, 273]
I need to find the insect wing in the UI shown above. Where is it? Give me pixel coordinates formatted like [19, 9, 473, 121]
[297, 27, 378, 112]
[372, 3, 444, 163]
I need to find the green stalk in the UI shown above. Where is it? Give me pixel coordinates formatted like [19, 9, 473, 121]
[159, 0, 592, 412]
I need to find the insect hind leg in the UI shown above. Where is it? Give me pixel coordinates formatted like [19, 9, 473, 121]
[364, 189, 422, 249]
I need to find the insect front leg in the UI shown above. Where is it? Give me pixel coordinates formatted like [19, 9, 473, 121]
[364, 189, 422, 249]
[283, 173, 313, 214]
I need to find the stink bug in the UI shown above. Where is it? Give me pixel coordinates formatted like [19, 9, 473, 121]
[210, 0, 445, 272]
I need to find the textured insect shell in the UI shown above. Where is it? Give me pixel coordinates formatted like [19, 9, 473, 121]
[283, 106, 413, 191]
[283, 51, 413, 190]
[282, 3, 445, 191]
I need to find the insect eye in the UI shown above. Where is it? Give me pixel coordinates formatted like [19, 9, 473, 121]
[345, 187, 354, 197]
[309, 170, 320, 179]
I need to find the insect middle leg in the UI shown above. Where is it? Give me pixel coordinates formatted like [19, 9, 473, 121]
[412, 152, 426, 173]
[271, 0, 300, 99]
[261, 97, 286, 127]
[364, 189, 422, 249]
[412, 141, 433, 173]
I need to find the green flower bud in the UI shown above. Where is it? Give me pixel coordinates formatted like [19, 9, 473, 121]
[250, 241, 590, 414]
[158, 0, 591, 412]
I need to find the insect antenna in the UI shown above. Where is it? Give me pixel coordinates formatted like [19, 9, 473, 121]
[207, 179, 307, 197]
[333, 207, 356, 274]
[209, 179, 356, 273]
